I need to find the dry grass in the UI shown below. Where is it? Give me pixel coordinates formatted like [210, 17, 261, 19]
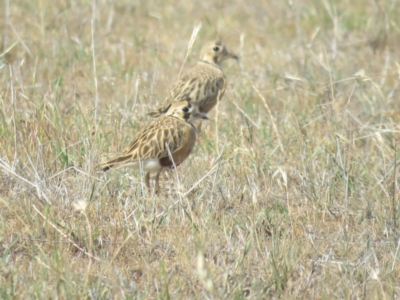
[1, 0, 400, 298]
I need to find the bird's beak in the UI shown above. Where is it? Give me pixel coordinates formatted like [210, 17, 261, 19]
[194, 112, 209, 120]
[229, 53, 239, 60]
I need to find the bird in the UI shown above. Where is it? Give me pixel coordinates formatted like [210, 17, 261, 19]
[100, 101, 207, 193]
[148, 41, 238, 118]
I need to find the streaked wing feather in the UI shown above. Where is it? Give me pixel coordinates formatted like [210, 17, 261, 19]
[150, 63, 226, 116]
[121, 117, 183, 161]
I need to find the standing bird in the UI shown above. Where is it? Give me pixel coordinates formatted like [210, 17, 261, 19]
[100, 101, 207, 193]
[148, 41, 238, 117]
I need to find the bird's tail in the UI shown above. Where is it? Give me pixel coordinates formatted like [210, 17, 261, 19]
[147, 103, 172, 118]
[146, 110, 163, 118]
[99, 154, 133, 171]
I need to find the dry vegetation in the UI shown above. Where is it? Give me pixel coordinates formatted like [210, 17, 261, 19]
[1, 0, 400, 298]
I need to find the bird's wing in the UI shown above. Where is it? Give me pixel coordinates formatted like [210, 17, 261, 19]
[100, 117, 185, 170]
[150, 73, 196, 115]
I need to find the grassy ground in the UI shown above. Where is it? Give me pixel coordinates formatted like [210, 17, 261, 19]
[1, 0, 400, 298]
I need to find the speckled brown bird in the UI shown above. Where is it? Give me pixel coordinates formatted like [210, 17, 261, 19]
[100, 101, 207, 192]
[148, 41, 238, 117]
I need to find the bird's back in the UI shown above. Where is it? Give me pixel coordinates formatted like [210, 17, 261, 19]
[100, 115, 196, 170]
[150, 62, 226, 117]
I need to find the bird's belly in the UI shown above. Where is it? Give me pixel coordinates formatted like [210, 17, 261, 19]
[123, 159, 162, 173]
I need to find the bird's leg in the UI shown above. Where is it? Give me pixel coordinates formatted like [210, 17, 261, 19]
[145, 172, 151, 191]
[154, 170, 162, 194]
[196, 120, 203, 135]
[194, 120, 205, 146]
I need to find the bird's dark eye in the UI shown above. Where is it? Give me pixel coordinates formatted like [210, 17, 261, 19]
[213, 46, 219, 51]
[182, 107, 189, 113]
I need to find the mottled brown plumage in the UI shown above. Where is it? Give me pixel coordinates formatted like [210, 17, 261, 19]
[100, 101, 207, 192]
[148, 41, 237, 117]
